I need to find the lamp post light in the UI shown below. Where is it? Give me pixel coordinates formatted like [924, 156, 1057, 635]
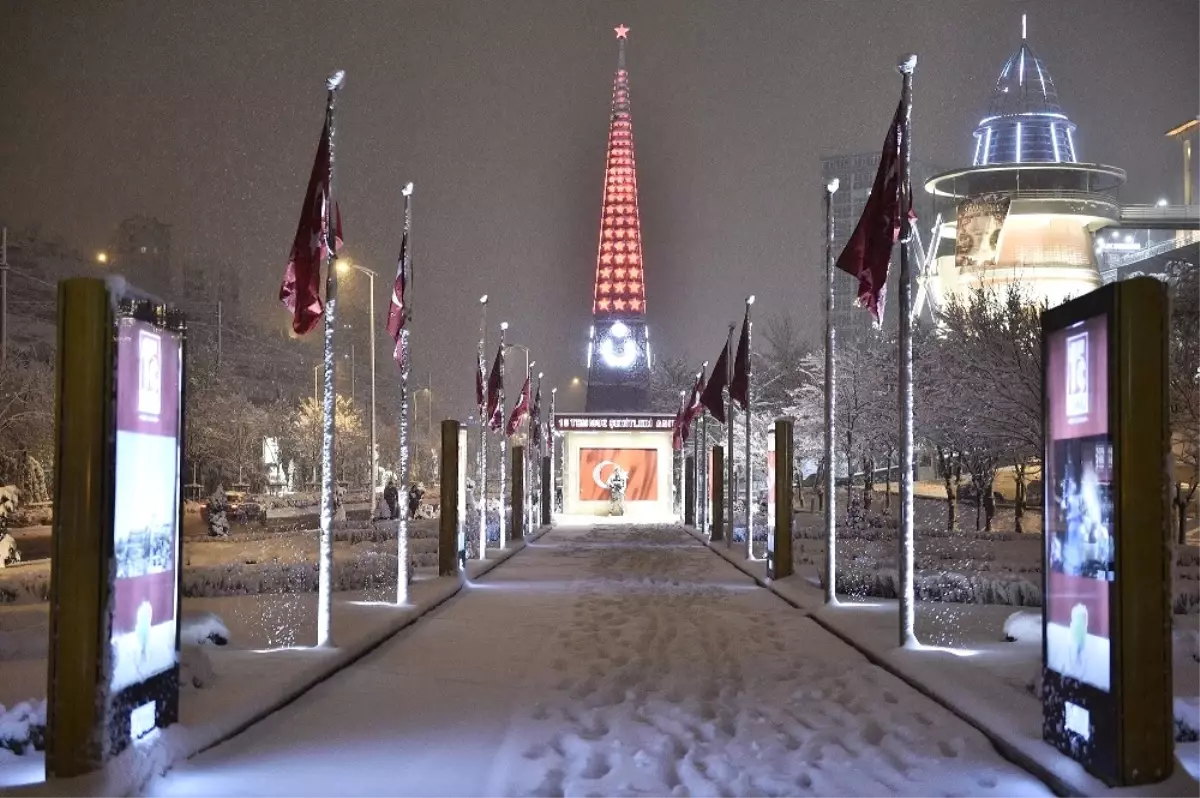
[336, 258, 380, 518]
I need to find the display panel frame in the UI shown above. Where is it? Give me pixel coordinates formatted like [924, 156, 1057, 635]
[1040, 277, 1173, 787]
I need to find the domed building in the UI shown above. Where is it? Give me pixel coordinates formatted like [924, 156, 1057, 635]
[924, 21, 1126, 310]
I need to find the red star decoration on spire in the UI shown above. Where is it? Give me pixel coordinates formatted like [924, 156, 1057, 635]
[614, 24, 630, 39]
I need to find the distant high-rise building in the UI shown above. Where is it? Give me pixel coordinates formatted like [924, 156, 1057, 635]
[820, 153, 940, 344]
[110, 216, 178, 299]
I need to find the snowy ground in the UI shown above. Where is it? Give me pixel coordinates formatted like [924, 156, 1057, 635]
[145, 524, 1052, 798]
[0, 538, 531, 794]
[702, 535, 1200, 796]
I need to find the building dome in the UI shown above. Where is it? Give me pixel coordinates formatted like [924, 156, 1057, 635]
[971, 40, 1078, 166]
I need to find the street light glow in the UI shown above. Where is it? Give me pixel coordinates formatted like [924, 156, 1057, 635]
[96, 252, 108, 264]
[571, 377, 581, 385]
[479, 294, 488, 304]
[1156, 197, 1169, 207]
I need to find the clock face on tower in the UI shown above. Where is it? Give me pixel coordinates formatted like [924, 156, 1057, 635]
[587, 318, 650, 412]
[598, 321, 640, 370]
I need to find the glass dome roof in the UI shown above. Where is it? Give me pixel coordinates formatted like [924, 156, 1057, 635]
[971, 40, 1078, 166]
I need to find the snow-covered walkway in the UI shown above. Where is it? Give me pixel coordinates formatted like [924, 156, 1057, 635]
[145, 523, 1052, 797]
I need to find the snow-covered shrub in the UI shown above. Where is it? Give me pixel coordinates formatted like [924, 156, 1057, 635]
[1003, 610, 1042, 642]
[0, 570, 50, 603]
[0, 486, 20, 568]
[0, 700, 46, 755]
[0, 534, 20, 568]
[207, 485, 230, 537]
[17, 455, 48, 505]
[180, 612, 230, 646]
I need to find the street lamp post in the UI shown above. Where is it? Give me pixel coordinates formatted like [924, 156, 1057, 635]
[337, 259, 380, 519]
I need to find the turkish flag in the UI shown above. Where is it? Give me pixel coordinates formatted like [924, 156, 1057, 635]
[835, 99, 913, 324]
[280, 117, 336, 336]
[485, 344, 504, 431]
[729, 309, 751, 410]
[506, 375, 532, 436]
[530, 380, 543, 448]
[699, 337, 730, 423]
[475, 349, 487, 417]
[386, 229, 408, 366]
[683, 367, 706, 428]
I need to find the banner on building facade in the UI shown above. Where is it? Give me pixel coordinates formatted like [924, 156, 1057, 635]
[578, 448, 658, 501]
[955, 193, 1011, 270]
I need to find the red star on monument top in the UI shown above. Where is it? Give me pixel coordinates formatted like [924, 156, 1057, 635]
[614, 24, 630, 39]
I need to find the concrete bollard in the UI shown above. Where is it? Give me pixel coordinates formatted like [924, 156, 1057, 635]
[511, 446, 524, 542]
[711, 446, 725, 542]
[767, 419, 793, 579]
[439, 419, 461, 576]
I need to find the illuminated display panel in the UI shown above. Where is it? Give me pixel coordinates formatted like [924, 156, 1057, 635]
[1044, 313, 1112, 694]
[110, 316, 184, 693]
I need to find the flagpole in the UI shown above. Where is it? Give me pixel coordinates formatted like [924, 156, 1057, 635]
[897, 53, 918, 648]
[497, 322, 508, 548]
[724, 323, 734, 550]
[316, 69, 344, 648]
[525, 361, 536, 535]
[693, 361, 706, 529]
[549, 387, 558, 518]
[700, 414, 708, 535]
[676, 389, 686, 518]
[532, 371, 542, 532]
[478, 295, 488, 559]
[396, 182, 414, 604]
[744, 295, 755, 561]
[824, 177, 840, 605]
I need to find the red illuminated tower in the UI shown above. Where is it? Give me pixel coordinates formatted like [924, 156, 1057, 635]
[586, 24, 651, 412]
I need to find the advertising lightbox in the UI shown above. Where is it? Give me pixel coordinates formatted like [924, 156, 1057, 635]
[1041, 278, 1173, 787]
[47, 280, 187, 777]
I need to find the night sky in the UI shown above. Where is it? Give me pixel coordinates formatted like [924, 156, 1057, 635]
[2, 0, 1196, 416]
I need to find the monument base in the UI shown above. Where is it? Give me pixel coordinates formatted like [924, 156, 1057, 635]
[555, 413, 677, 520]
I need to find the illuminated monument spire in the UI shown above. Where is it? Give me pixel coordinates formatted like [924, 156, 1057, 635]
[586, 24, 651, 412]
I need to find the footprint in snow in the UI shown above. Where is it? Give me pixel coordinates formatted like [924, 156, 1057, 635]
[861, 720, 886, 746]
[937, 738, 964, 758]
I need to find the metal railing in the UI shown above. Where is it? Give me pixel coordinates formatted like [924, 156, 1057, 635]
[1119, 204, 1200, 226]
[1007, 187, 1120, 205]
[1100, 230, 1200, 275]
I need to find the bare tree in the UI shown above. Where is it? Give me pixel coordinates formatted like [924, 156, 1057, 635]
[935, 282, 1044, 532]
[0, 353, 54, 500]
[1167, 261, 1199, 543]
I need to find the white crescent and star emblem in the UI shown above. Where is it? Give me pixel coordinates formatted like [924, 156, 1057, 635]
[592, 460, 620, 489]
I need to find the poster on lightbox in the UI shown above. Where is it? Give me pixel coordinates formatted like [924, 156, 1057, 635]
[1045, 314, 1114, 692]
[955, 193, 1011, 270]
[110, 318, 183, 693]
